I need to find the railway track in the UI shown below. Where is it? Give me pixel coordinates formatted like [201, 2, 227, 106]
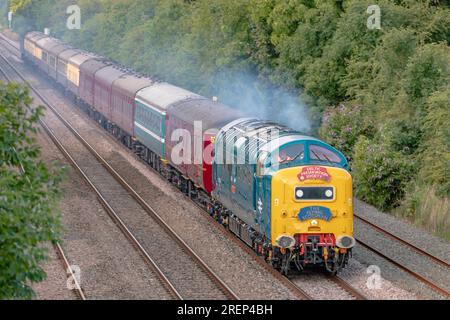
[355, 215, 450, 270]
[1, 33, 448, 300]
[0, 47, 240, 300]
[53, 243, 87, 300]
[329, 275, 367, 300]
[0, 32, 20, 51]
[356, 239, 450, 298]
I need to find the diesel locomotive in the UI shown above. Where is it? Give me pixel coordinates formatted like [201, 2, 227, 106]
[21, 31, 355, 274]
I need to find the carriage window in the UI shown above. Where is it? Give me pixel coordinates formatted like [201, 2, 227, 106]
[309, 145, 341, 163]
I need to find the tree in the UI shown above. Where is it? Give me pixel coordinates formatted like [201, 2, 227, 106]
[352, 136, 415, 211]
[418, 87, 450, 197]
[0, 82, 63, 299]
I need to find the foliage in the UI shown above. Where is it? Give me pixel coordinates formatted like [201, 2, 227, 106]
[352, 136, 415, 211]
[418, 87, 450, 197]
[0, 82, 63, 299]
[320, 104, 375, 157]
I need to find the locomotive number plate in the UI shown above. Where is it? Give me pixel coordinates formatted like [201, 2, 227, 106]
[298, 206, 332, 222]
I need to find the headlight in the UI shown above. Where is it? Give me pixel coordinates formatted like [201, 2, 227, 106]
[296, 189, 304, 198]
[336, 236, 355, 249]
[276, 235, 296, 249]
[325, 189, 333, 198]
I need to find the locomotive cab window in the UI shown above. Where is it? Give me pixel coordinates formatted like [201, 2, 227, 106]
[272, 143, 305, 167]
[309, 144, 341, 164]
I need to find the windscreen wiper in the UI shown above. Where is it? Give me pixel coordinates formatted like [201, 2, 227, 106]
[311, 149, 333, 166]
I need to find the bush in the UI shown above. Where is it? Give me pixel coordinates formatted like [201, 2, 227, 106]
[383, 119, 422, 156]
[418, 87, 450, 197]
[319, 104, 375, 157]
[352, 136, 415, 211]
[402, 43, 450, 108]
[0, 83, 63, 299]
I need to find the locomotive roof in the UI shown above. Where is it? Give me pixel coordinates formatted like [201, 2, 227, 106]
[219, 118, 315, 142]
[216, 118, 322, 164]
[135, 82, 201, 112]
[25, 31, 40, 40]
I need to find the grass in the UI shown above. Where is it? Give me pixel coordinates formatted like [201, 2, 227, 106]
[396, 185, 450, 241]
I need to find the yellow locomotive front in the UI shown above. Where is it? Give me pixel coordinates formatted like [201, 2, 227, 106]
[271, 165, 354, 274]
[256, 139, 355, 275]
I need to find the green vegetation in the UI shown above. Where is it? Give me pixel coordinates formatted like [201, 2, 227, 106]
[9, 0, 450, 239]
[0, 82, 63, 299]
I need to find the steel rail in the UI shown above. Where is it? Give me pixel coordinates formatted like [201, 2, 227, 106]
[331, 276, 367, 300]
[357, 239, 450, 299]
[0, 32, 20, 51]
[39, 117, 183, 300]
[53, 243, 87, 300]
[355, 214, 450, 270]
